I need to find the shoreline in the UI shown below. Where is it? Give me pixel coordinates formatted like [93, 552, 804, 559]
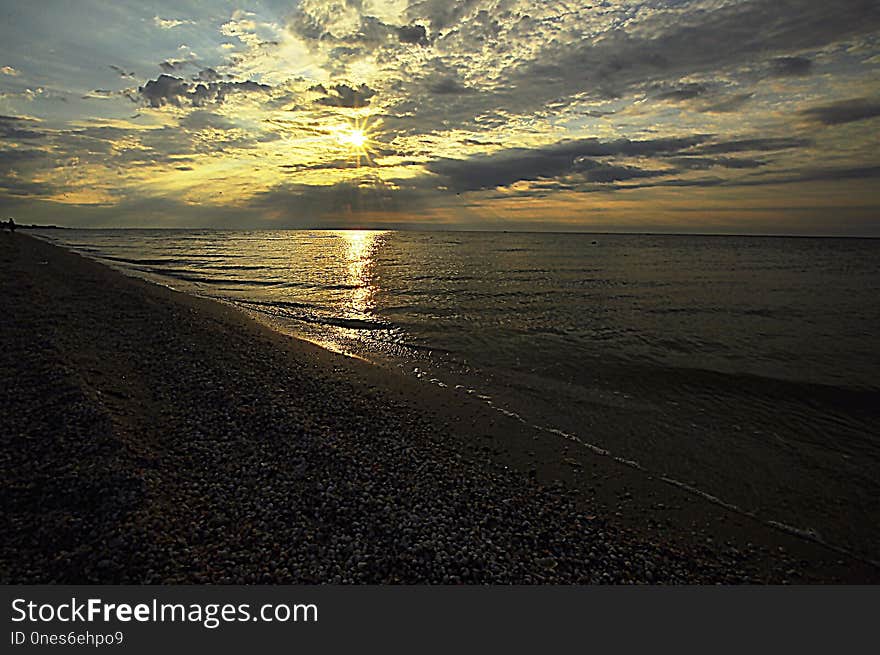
[2, 233, 877, 583]
[233, 305, 880, 570]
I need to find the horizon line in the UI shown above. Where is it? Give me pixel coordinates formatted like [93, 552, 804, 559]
[21, 225, 880, 239]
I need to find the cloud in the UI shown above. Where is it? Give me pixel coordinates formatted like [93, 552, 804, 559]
[418, 132, 821, 195]
[261, 1, 880, 141]
[687, 137, 811, 154]
[153, 16, 194, 30]
[137, 74, 271, 108]
[0, 147, 45, 164]
[314, 83, 376, 108]
[0, 115, 45, 140]
[159, 59, 195, 73]
[425, 136, 707, 191]
[428, 76, 474, 95]
[405, 0, 483, 31]
[699, 93, 754, 113]
[656, 83, 708, 102]
[769, 56, 813, 77]
[779, 165, 880, 183]
[287, 2, 402, 48]
[503, 0, 880, 123]
[636, 165, 880, 191]
[138, 75, 189, 107]
[667, 156, 766, 170]
[82, 89, 116, 100]
[194, 67, 222, 82]
[176, 110, 237, 131]
[578, 163, 668, 184]
[799, 98, 880, 125]
[398, 24, 429, 45]
[109, 65, 136, 79]
[279, 158, 368, 173]
[608, 165, 880, 192]
[274, 0, 878, 145]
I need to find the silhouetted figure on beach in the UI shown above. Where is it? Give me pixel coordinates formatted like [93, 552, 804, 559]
[6, 218, 15, 233]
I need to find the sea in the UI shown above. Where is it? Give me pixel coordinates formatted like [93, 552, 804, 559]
[37, 229, 880, 562]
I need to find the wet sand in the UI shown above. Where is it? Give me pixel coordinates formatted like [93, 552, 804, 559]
[1, 233, 876, 583]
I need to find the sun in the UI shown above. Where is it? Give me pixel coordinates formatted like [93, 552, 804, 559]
[337, 128, 367, 149]
[330, 115, 381, 168]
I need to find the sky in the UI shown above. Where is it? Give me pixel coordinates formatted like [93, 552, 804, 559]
[0, 0, 878, 234]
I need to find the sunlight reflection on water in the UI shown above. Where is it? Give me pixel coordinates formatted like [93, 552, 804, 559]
[338, 229, 385, 320]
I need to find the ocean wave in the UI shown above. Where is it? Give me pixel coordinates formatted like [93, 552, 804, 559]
[159, 272, 282, 287]
[235, 299, 316, 310]
[240, 303, 388, 331]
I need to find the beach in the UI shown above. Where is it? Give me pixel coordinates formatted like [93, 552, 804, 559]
[1, 233, 876, 584]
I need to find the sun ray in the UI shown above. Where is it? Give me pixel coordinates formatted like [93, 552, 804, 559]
[331, 114, 381, 169]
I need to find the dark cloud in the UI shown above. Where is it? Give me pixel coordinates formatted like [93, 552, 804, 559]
[688, 137, 811, 154]
[700, 93, 754, 113]
[798, 97, 880, 125]
[0, 148, 46, 165]
[287, 8, 327, 41]
[314, 83, 376, 108]
[425, 136, 706, 191]
[769, 56, 813, 77]
[279, 158, 372, 173]
[406, 0, 482, 31]
[398, 24, 429, 45]
[419, 133, 820, 194]
[109, 65, 135, 79]
[584, 136, 710, 157]
[139, 75, 189, 107]
[0, 177, 52, 198]
[159, 59, 194, 73]
[0, 144, 51, 199]
[137, 74, 271, 108]
[577, 162, 668, 183]
[656, 83, 708, 101]
[607, 165, 880, 192]
[418, 59, 476, 95]
[194, 68, 222, 82]
[428, 77, 473, 95]
[0, 115, 45, 140]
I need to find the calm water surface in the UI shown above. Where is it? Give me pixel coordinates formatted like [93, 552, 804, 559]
[40, 229, 880, 560]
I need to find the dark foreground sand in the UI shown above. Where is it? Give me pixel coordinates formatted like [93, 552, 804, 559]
[1, 233, 877, 583]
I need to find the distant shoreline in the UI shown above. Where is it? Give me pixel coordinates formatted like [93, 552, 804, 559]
[13, 224, 67, 230]
[2, 233, 877, 583]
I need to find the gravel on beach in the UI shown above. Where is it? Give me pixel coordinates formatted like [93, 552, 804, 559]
[1, 234, 873, 583]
